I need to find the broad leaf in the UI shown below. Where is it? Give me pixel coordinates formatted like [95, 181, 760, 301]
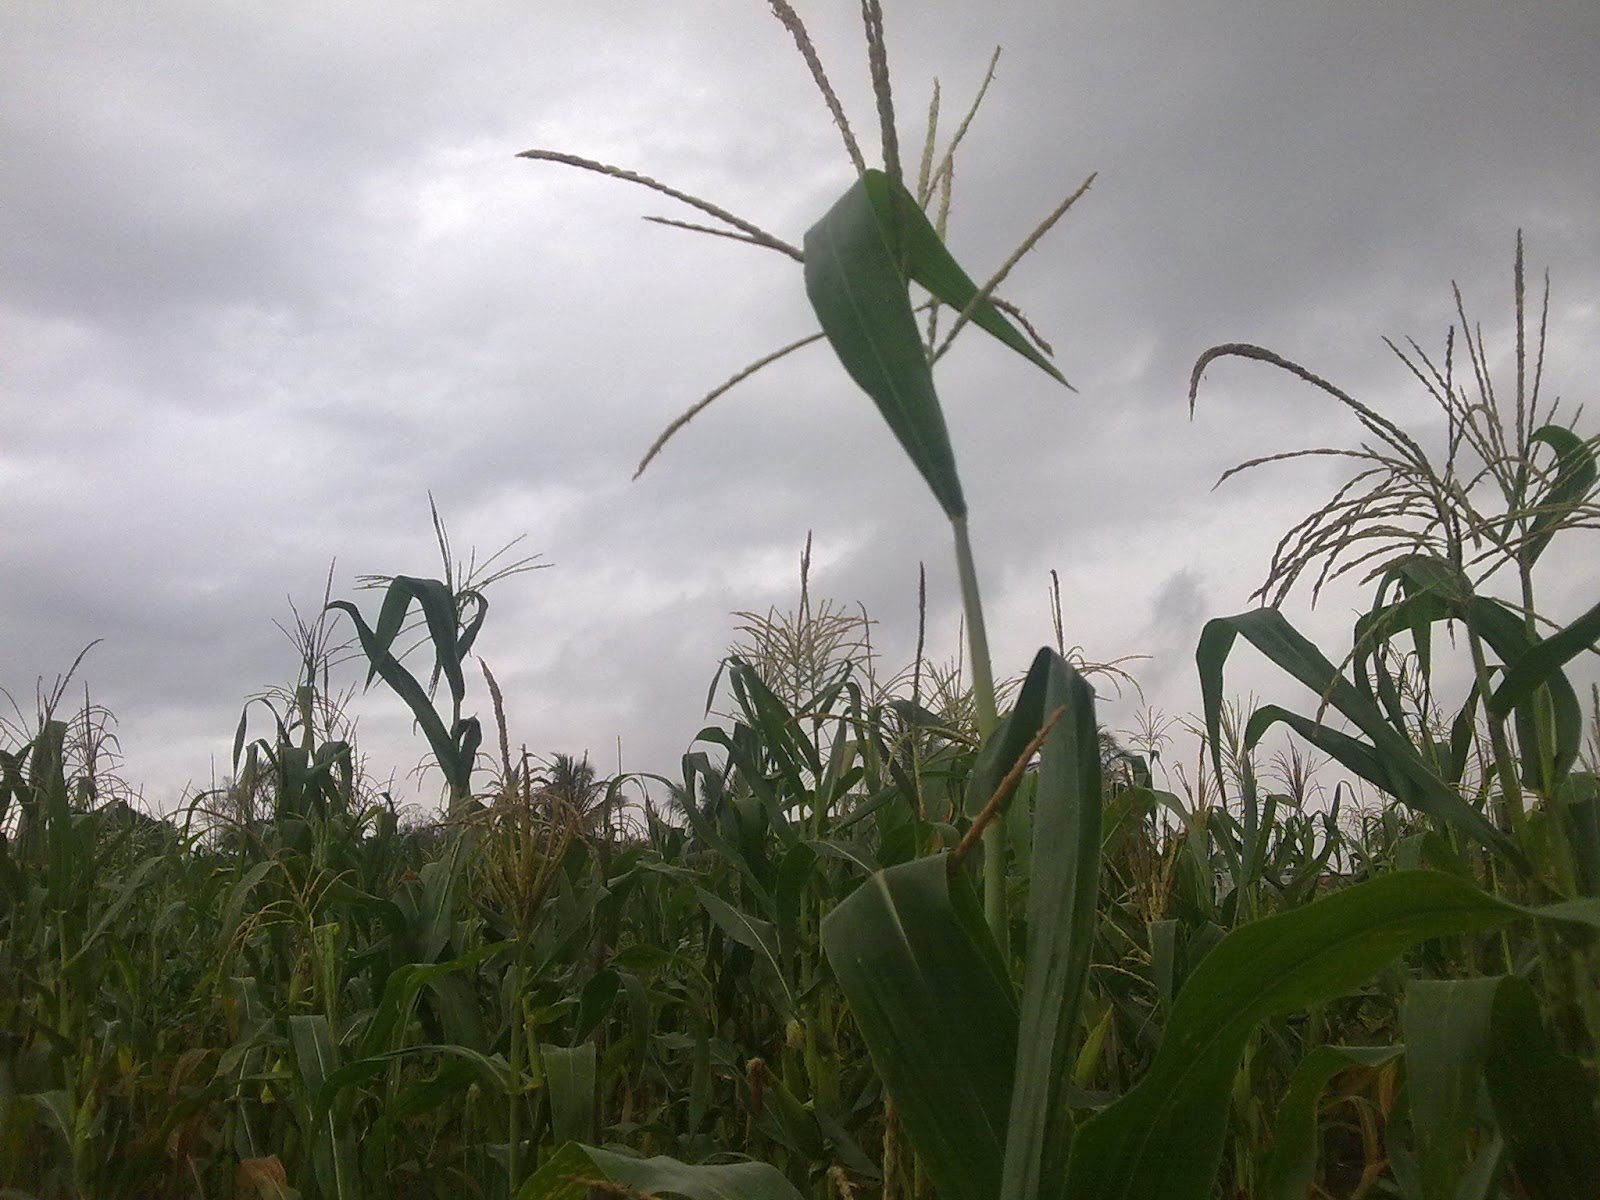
[1484, 974, 1600, 1199]
[1199, 607, 1523, 864]
[1064, 871, 1600, 1200]
[1524, 423, 1597, 565]
[1002, 653, 1103, 1200]
[1403, 978, 1505, 1200]
[861, 169, 1070, 387]
[1262, 1045, 1402, 1200]
[541, 1042, 596, 1149]
[695, 888, 796, 1017]
[804, 173, 966, 518]
[821, 853, 1017, 1200]
[516, 1141, 806, 1200]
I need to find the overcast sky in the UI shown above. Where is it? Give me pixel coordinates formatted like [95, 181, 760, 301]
[3, 2, 1597, 814]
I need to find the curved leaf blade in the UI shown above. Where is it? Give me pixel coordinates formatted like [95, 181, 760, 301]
[1199, 608, 1523, 864]
[1002, 653, 1103, 1200]
[803, 173, 966, 518]
[1263, 1045, 1402, 1200]
[1403, 978, 1506, 1200]
[1064, 870, 1595, 1200]
[1484, 974, 1600, 1198]
[516, 1141, 806, 1200]
[821, 853, 1017, 1200]
[861, 169, 1070, 388]
[1525, 424, 1597, 565]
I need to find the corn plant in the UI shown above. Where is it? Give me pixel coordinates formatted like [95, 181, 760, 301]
[1189, 238, 1600, 1196]
[517, 4, 1600, 1199]
[8, 6, 1600, 1199]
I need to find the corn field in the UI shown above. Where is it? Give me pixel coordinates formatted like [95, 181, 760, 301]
[4, 4, 1599, 1198]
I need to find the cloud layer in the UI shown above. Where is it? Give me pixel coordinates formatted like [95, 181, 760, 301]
[3, 3, 1596, 809]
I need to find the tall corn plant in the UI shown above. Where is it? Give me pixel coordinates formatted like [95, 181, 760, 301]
[328, 500, 546, 814]
[0, 674, 208, 1197]
[516, 6, 1600, 1199]
[1189, 238, 1599, 862]
[522, 1, 1086, 952]
[1188, 238, 1600, 1195]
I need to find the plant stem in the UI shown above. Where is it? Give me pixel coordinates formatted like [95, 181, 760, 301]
[951, 514, 1005, 949]
[508, 945, 527, 1195]
[1465, 626, 1525, 854]
[950, 516, 999, 738]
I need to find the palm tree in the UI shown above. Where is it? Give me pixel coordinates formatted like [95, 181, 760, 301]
[535, 752, 608, 834]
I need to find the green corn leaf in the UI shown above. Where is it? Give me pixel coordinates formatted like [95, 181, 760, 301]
[289, 1014, 340, 1110]
[1263, 1045, 1402, 1200]
[1199, 607, 1523, 865]
[1063, 870, 1600, 1200]
[860, 169, 1070, 388]
[1489, 595, 1600, 721]
[724, 658, 817, 798]
[1524, 424, 1598, 565]
[357, 940, 511, 1059]
[695, 889, 795, 1018]
[1448, 591, 1583, 788]
[1402, 977, 1506, 1200]
[426, 971, 489, 1053]
[1002, 652, 1103, 1200]
[63, 851, 167, 973]
[414, 832, 471, 964]
[618, 970, 653, 1063]
[1243, 704, 1436, 814]
[964, 647, 1053, 816]
[1558, 772, 1600, 895]
[574, 969, 620, 1043]
[12, 1089, 73, 1163]
[750, 1066, 824, 1158]
[821, 853, 1017, 1200]
[805, 835, 879, 877]
[1484, 973, 1600, 1199]
[1375, 558, 1586, 785]
[773, 842, 818, 960]
[380, 1057, 480, 1125]
[453, 715, 483, 785]
[317, 1042, 511, 1120]
[691, 725, 795, 857]
[217, 859, 280, 959]
[1148, 919, 1181, 1011]
[515, 1141, 806, 1200]
[326, 598, 457, 785]
[454, 588, 489, 665]
[289, 1014, 361, 1200]
[380, 575, 468, 708]
[540, 1042, 596, 1149]
[803, 172, 966, 519]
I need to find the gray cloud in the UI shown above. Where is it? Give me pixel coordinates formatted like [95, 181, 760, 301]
[2, 2, 1596, 809]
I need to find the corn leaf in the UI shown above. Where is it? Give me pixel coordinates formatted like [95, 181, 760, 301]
[1524, 424, 1597, 565]
[1484, 973, 1600, 1198]
[860, 169, 1070, 387]
[695, 888, 796, 1018]
[821, 853, 1017, 1200]
[964, 647, 1053, 817]
[515, 1140, 806, 1200]
[1002, 652, 1103, 1200]
[1064, 870, 1600, 1200]
[1263, 1045, 1402, 1200]
[289, 1014, 361, 1200]
[1199, 607, 1524, 865]
[803, 173, 966, 519]
[1489, 595, 1600, 720]
[1402, 977, 1506, 1200]
[541, 1042, 596, 1149]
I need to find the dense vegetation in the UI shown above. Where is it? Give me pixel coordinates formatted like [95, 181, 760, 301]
[4, 5, 1598, 1198]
